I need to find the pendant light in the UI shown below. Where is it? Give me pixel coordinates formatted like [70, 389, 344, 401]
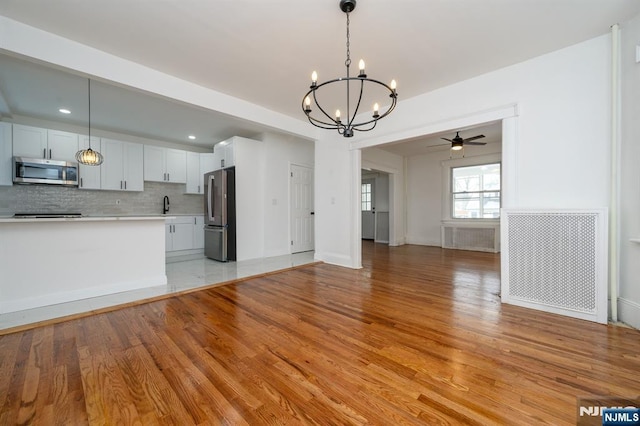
[302, 0, 398, 138]
[75, 79, 104, 166]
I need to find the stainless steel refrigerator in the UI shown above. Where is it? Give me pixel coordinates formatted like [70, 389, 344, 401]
[204, 167, 236, 261]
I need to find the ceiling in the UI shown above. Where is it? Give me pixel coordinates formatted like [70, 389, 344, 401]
[1, 1, 639, 152]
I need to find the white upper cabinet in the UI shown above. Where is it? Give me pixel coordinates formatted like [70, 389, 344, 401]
[12, 125, 78, 162]
[77, 135, 101, 190]
[12, 124, 48, 159]
[47, 130, 79, 162]
[185, 152, 215, 194]
[144, 145, 186, 183]
[0, 123, 12, 186]
[212, 139, 235, 170]
[185, 152, 201, 194]
[100, 138, 143, 191]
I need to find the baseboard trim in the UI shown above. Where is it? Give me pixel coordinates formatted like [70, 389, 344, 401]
[618, 297, 640, 329]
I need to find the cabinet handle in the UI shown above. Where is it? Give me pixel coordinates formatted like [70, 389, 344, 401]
[164, 173, 167, 181]
[49, 149, 52, 159]
[167, 173, 170, 181]
[124, 181, 127, 190]
[80, 177, 83, 187]
[198, 185, 200, 193]
[43, 148, 46, 159]
[120, 181, 123, 189]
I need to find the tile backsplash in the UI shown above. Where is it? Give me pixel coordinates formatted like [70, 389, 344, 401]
[0, 182, 204, 216]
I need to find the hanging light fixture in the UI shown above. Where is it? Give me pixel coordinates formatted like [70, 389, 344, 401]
[302, 0, 397, 138]
[75, 79, 104, 166]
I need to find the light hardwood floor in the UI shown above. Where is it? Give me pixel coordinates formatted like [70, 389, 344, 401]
[1, 242, 639, 425]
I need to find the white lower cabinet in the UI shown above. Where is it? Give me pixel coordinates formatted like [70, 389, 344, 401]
[166, 216, 195, 251]
[166, 216, 205, 252]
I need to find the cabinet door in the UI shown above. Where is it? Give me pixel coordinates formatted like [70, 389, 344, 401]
[47, 130, 78, 162]
[165, 149, 186, 183]
[212, 144, 224, 171]
[0, 123, 12, 186]
[185, 152, 201, 194]
[12, 124, 47, 159]
[194, 216, 205, 249]
[143, 145, 165, 182]
[78, 135, 101, 189]
[124, 142, 144, 191]
[100, 138, 125, 190]
[172, 220, 195, 251]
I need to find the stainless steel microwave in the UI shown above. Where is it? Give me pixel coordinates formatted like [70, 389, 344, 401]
[13, 156, 79, 186]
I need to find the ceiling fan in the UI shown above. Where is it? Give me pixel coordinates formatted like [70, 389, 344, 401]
[441, 131, 486, 151]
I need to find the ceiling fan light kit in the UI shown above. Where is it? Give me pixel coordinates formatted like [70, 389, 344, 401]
[301, 0, 397, 137]
[440, 131, 486, 157]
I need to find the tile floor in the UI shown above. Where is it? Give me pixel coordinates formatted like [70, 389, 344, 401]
[0, 251, 316, 331]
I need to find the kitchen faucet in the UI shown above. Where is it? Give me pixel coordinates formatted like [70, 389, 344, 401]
[163, 195, 170, 214]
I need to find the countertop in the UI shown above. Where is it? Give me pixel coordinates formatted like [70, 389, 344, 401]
[0, 215, 176, 223]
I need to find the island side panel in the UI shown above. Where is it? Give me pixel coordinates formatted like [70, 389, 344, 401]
[0, 218, 167, 313]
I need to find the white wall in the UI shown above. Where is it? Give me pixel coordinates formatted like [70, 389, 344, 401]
[260, 132, 314, 257]
[405, 145, 502, 247]
[315, 34, 612, 268]
[233, 137, 265, 261]
[619, 14, 640, 328]
[315, 134, 360, 267]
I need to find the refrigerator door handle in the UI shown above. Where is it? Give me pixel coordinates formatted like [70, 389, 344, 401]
[207, 174, 215, 223]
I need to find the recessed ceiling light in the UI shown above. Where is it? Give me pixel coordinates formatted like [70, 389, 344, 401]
[59, 108, 71, 114]
[188, 135, 196, 140]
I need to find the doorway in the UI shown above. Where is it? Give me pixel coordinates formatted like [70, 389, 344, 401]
[361, 169, 390, 244]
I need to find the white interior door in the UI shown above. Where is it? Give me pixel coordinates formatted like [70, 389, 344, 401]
[361, 178, 375, 240]
[290, 164, 314, 253]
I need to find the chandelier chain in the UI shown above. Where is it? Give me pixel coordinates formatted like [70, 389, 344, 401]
[345, 12, 351, 68]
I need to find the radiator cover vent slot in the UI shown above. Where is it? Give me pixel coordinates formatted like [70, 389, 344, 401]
[441, 222, 500, 253]
[501, 209, 608, 324]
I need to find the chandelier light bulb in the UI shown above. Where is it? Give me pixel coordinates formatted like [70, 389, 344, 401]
[335, 109, 341, 121]
[304, 96, 312, 112]
[311, 71, 318, 84]
[373, 103, 380, 118]
[391, 79, 397, 90]
[359, 60, 365, 71]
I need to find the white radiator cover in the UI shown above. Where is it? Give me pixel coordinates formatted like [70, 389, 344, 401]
[501, 209, 608, 324]
[441, 221, 500, 253]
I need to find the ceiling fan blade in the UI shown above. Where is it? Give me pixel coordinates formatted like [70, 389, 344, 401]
[463, 134, 485, 142]
[465, 141, 487, 146]
[441, 138, 453, 142]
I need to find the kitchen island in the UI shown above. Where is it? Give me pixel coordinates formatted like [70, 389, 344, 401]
[0, 216, 169, 314]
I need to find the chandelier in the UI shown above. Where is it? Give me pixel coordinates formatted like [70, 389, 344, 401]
[75, 79, 104, 166]
[302, 0, 397, 138]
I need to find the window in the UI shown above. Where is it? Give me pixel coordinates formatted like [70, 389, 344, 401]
[361, 183, 372, 211]
[452, 163, 501, 219]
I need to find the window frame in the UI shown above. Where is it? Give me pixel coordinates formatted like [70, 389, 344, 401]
[441, 153, 501, 222]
